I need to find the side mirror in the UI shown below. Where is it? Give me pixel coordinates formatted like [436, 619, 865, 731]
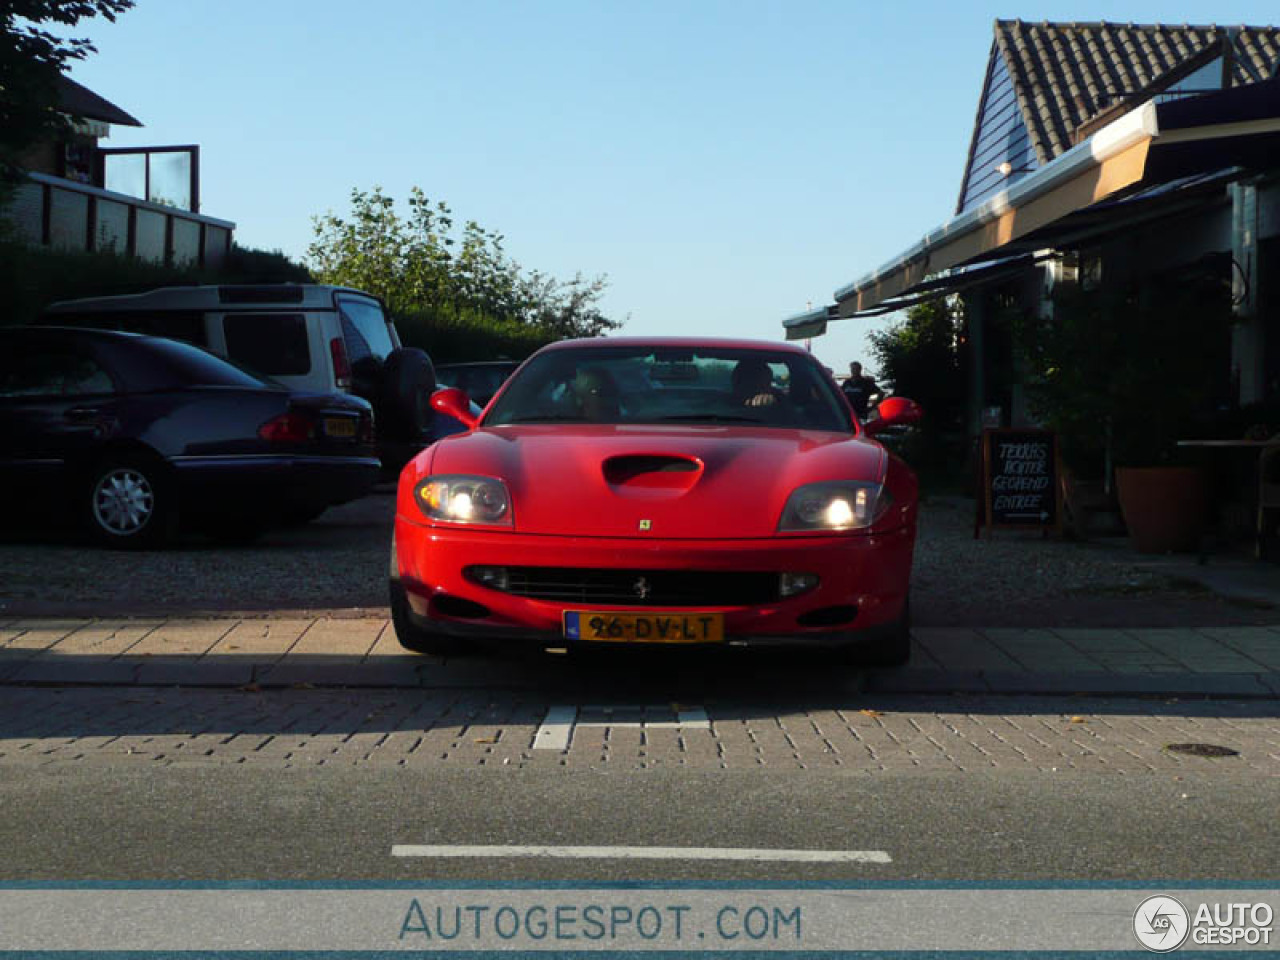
[430, 387, 479, 430]
[863, 396, 922, 436]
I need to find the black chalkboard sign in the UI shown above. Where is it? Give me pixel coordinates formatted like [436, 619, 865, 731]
[978, 429, 1061, 535]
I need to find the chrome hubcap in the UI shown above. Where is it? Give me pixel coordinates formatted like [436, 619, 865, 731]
[93, 468, 155, 535]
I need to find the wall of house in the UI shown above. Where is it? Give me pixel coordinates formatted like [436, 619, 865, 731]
[5, 183, 45, 245]
[957, 51, 1040, 214]
[48, 189, 89, 250]
[96, 198, 130, 253]
[203, 226, 230, 268]
[3, 174, 234, 269]
[14, 139, 60, 178]
[172, 217, 201, 264]
[135, 208, 165, 261]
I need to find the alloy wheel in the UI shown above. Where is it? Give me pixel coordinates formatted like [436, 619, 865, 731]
[92, 467, 155, 536]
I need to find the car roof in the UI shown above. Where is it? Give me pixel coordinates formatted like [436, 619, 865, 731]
[43, 284, 382, 313]
[536, 337, 813, 356]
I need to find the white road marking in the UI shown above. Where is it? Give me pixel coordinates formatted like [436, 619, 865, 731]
[575, 704, 712, 730]
[535, 704, 712, 749]
[532, 705, 576, 750]
[391, 844, 891, 863]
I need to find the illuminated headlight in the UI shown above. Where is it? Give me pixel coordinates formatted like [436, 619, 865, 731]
[778, 482, 891, 532]
[415, 475, 512, 526]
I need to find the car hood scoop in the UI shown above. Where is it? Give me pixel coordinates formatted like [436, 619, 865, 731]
[602, 454, 703, 498]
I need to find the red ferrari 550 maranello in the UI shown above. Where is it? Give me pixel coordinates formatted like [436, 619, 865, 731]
[390, 338, 922, 664]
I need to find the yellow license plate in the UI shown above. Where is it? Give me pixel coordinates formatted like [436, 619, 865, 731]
[564, 611, 724, 644]
[324, 417, 357, 438]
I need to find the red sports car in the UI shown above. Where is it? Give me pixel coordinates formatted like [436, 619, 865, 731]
[390, 338, 922, 664]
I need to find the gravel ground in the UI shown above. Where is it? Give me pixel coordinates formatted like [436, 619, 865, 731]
[0, 493, 1273, 627]
[910, 497, 1275, 627]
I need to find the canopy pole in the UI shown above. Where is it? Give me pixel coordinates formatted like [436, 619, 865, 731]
[963, 290, 987, 441]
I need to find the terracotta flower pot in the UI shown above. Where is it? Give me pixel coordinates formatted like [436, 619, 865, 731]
[1114, 466, 1208, 554]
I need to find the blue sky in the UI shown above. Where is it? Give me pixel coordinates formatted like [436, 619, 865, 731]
[67, 0, 1278, 373]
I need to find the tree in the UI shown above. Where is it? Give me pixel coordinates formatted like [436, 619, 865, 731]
[868, 296, 965, 427]
[1, 1, 134, 185]
[308, 186, 620, 340]
[867, 296, 968, 482]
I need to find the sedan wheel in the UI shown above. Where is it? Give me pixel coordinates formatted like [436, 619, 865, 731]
[85, 458, 175, 549]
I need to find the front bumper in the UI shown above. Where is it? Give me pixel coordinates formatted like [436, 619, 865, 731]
[392, 515, 913, 648]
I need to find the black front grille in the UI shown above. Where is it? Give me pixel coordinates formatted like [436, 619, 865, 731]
[467, 566, 781, 606]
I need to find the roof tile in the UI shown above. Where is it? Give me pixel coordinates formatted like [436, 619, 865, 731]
[992, 20, 1280, 160]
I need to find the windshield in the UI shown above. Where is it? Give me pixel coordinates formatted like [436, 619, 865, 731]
[484, 345, 851, 432]
[436, 364, 515, 401]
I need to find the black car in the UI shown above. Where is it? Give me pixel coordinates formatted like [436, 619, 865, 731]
[0, 327, 380, 547]
[433, 361, 519, 408]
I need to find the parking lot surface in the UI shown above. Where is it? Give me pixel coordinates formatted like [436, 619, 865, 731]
[3, 494, 1278, 627]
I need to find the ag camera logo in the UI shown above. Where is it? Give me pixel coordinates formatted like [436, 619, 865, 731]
[1133, 895, 1190, 952]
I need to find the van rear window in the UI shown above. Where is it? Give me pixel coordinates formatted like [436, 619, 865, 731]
[224, 313, 311, 376]
[337, 297, 395, 361]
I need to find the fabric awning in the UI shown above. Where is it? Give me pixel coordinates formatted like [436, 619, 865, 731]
[783, 256, 1039, 340]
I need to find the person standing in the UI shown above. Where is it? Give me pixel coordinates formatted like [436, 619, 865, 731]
[841, 361, 882, 420]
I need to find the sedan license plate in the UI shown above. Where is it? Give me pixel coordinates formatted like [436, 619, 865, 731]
[564, 611, 724, 644]
[323, 417, 357, 438]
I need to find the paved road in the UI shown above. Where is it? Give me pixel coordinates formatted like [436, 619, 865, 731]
[1, 687, 1276, 881]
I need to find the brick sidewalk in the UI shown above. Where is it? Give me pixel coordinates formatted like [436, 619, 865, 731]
[0, 686, 1277, 774]
[2, 617, 1279, 696]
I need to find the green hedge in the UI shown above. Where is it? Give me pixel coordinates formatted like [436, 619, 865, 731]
[393, 304, 560, 364]
[0, 241, 559, 362]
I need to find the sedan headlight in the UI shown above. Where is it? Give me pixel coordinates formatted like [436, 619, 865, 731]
[414, 475, 512, 526]
[778, 481, 891, 532]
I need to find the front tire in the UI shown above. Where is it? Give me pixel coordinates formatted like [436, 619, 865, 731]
[83, 455, 176, 549]
[389, 579, 460, 656]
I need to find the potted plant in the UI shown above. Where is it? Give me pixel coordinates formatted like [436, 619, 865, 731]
[1019, 259, 1233, 552]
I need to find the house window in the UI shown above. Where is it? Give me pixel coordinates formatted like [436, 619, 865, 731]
[100, 147, 198, 211]
[337, 297, 395, 361]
